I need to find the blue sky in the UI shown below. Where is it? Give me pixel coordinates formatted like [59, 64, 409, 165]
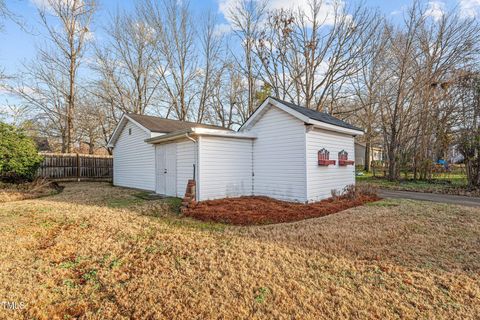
[0, 0, 479, 80]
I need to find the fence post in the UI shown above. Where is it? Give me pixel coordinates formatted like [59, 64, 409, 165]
[76, 153, 80, 182]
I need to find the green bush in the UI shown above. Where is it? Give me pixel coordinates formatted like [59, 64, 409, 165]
[0, 122, 44, 182]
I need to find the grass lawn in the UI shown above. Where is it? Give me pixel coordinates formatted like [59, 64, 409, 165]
[356, 171, 476, 196]
[1, 182, 479, 319]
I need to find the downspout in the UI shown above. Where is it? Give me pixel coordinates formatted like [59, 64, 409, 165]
[185, 132, 198, 201]
[251, 139, 254, 196]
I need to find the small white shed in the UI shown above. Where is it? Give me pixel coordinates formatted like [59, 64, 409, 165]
[108, 97, 363, 203]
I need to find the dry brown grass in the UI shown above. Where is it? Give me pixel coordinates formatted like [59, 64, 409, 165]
[0, 182, 479, 319]
[0, 179, 62, 203]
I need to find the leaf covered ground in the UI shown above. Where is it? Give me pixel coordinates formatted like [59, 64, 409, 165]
[0, 180, 62, 203]
[0, 182, 479, 319]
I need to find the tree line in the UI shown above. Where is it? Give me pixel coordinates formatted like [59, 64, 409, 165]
[0, 0, 479, 184]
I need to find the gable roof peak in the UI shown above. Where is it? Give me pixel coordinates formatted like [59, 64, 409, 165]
[268, 97, 362, 132]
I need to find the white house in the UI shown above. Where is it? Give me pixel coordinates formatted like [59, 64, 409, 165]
[354, 142, 384, 167]
[107, 97, 363, 203]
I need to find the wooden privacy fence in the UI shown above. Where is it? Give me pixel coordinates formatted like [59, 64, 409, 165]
[36, 153, 113, 181]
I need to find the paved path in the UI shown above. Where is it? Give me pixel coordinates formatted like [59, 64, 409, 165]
[378, 189, 480, 207]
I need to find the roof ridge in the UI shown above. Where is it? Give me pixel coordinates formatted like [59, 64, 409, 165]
[268, 96, 362, 132]
[125, 113, 230, 133]
[270, 96, 328, 114]
[127, 113, 210, 126]
[126, 113, 228, 129]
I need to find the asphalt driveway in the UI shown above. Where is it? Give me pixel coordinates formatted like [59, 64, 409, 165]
[379, 189, 480, 207]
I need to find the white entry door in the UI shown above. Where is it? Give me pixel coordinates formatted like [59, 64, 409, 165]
[155, 143, 177, 196]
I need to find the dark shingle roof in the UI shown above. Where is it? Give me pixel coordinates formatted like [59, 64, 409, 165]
[271, 97, 363, 132]
[127, 113, 230, 133]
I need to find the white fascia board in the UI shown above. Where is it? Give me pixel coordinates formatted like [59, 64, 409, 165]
[239, 97, 312, 131]
[124, 115, 152, 135]
[107, 114, 153, 148]
[238, 98, 271, 131]
[269, 99, 311, 123]
[308, 119, 364, 136]
[145, 127, 256, 144]
[107, 114, 128, 148]
[191, 127, 256, 139]
[145, 129, 192, 144]
[150, 132, 166, 138]
[239, 97, 361, 136]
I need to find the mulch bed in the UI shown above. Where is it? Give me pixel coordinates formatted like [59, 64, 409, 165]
[184, 194, 381, 225]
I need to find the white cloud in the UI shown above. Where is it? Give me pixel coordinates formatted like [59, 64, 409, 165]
[30, 0, 51, 9]
[426, 1, 445, 21]
[213, 23, 232, 36]
[459, 0, 480, 18]
[30, 0, 70, 11]
[30, 0, 91, 16]
[218, 0, 343, 31]
[390, 4, 409, 16]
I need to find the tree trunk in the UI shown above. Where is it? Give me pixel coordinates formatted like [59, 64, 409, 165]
[387, 143, 397, 180]
[88, 140, 95, 155]
[364, 140, 371, 172]
[67, 41, 76, 153]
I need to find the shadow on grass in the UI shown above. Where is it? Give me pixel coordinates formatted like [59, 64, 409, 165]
[38, 181, 225, 233]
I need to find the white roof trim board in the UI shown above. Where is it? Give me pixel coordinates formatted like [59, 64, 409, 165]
[107, 114, 152, 148]
[240, 97, 364, 136]
[145, 127, 256, 144]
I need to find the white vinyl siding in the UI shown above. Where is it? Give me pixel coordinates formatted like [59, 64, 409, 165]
[247, 106, 307, 202]
[306, 128, 355, 201]
[198, 136, 253, 200]
[113, 103, 357, 204]
[176, 140, 196, 197]
[113, 121, 155, 191]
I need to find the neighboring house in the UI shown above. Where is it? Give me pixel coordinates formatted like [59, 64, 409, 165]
[108, 97, 364, 203]
[447, 144, 464, 164]
[355, 142, 383, 167]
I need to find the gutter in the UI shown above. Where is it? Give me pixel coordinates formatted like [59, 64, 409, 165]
[145, 129, 193, 144]
[307, 119, 364, 136]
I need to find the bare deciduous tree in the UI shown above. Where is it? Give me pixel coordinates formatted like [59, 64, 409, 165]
[141, 0, 198, 121]
[94, 7, 160, 118]
[349, 17, 388, 171]
[196, 11, 226, 124]
[37, 0, 96, 152]
[212, 61, 248, 128]
[76, 94, 105, 154]
[456, 71, 480, 187]
[9, 57, 70, 151]
[4, 0, 480, 165]
[255, 1, 379, 113]
[228, 0, 268, 116]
